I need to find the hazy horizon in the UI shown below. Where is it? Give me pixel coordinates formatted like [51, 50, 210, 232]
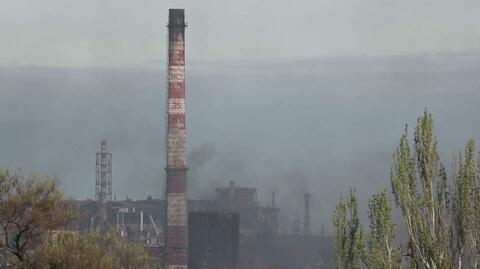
[2, 51, 480, 233]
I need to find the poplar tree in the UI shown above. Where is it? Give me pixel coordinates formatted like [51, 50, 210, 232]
[390, 111, 452, 269]
[362, 190, 402, 269]
[333, 110, 480, 269]
[451, 139, 480, 268]
[333, 189, 363, 269]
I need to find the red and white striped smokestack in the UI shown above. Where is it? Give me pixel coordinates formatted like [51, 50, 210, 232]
[165, 8, 188, 269]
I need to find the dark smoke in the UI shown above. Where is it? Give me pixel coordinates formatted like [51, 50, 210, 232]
[1, 51, 480, 232]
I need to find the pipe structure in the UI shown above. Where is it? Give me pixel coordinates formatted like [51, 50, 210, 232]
[304, 193, 311, 235]
[165, 8, 188, 269]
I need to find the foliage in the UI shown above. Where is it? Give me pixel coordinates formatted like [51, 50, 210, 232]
[333, 188, 401, 269]
[362, 190, 402, 269]
[31, 229, 150, 269]
[333, 110, 480, 269]
[333, 188, 364, 269]
[390, 111, 452, 269]
[450, 139, 480, 268]
[0, 169, 150, 269]
[0, 169, 78, 267]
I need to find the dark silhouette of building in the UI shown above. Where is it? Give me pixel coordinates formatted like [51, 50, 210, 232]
[188, 211, 239, 269]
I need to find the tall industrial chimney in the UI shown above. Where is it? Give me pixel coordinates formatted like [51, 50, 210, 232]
[304, 193, 311, 235]
[165, 8, 188, 269]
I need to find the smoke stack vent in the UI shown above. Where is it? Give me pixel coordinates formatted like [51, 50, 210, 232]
[165, 8, 188, 269]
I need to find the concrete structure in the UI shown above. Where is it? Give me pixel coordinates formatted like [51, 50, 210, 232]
[80, 181, 276, 238]
[216, 181, 278, 236]
[70, 179, 329, 269]
[165, 8, 188, 269]
[239, 233, 334, 269]
[188, 211, 239, 269]
[216, 180, 257, 209]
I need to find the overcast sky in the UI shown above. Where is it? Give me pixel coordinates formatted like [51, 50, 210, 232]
[1, 0, 480, 66]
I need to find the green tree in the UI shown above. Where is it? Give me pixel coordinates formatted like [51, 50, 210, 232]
[31, 229, 150, 269]
[0, 169, 78, 267]
[333, 110, 480, 269]
[475, 143, 480, 268]
[362, 190, 402, 269]
[333, 188, 364, 269]
[390, 111, 452, 269]
[0, 169, 150, 269]
[450, 139, 480, 268]
[334, 189, 402, 269]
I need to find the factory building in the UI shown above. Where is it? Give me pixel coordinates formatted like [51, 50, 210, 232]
[71, 179, 331, 268]
[67, 8, 334, 269]
[188, 211, 239, 269]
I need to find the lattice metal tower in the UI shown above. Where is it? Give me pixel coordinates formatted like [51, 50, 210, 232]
[95, 140, 112, 202]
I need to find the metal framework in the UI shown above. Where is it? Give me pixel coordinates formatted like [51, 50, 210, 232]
[293, 214, 300, 235]
[304, 193, 311, 235]
[95, 140, 112, 202]
[271, 191, 276, 208]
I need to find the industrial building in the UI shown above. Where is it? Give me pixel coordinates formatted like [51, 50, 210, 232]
[71, 179, 332, 268]
[188, 211, 239, 269]
[67, 8, 334, 269]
